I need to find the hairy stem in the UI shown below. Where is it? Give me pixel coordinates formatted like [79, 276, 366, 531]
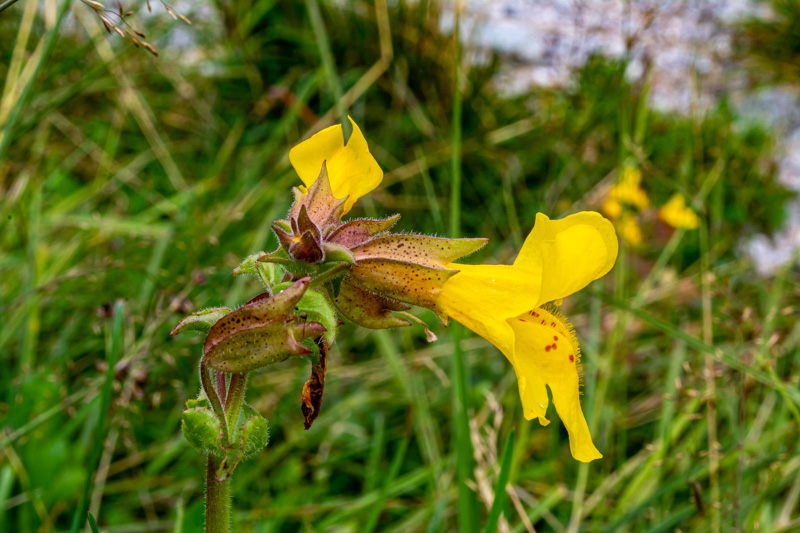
[200, 362, 230, 444]
[225, 373, 248, 436]
[205, 455, 231, 533]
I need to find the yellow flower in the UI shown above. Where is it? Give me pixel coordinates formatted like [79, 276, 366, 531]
[659, 193, 700, 230]
[289, 116, 383, 215]
[601, 197, 622, 219]
[619, 214, 643, 246]
[441, 212, 618, 462]
[605, 166, 649, 214]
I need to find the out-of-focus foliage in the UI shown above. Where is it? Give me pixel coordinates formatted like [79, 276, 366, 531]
[734, 0, 800, 83]
[1, 1, 799, 532]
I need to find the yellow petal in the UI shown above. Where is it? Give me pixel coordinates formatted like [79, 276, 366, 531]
[611, 166, 650, 210]
[440, 262, 542, 363]
[508, 306, 601, 462]
[288, 117, 383, 214]
[602, 197, 622, 219]
[515, 212, 618, 306]
[327, 117, 383, 214]
[620, 214, 643, 246]
[289, 123, 345, 187]
[659, 193, 700, 230]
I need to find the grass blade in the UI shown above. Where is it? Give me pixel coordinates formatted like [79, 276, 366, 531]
[485, 429, 515, 533]
[596, 293, 800, 405]
[69, 300, 124, 533]
[448, 3, 477, 531]
[87, 511, 100, 533]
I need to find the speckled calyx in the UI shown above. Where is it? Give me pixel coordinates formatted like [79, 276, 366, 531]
[202, 278, 326, 372]
[326, 274, 411, 329]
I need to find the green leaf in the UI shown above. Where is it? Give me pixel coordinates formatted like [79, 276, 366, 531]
[170, 308, 231, 337]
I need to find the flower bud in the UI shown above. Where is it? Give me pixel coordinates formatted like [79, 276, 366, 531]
[202, 278, 326, 372]
[181, 398, 224, 456]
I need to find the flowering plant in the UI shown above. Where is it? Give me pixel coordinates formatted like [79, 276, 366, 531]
[172, 118, 617, 531]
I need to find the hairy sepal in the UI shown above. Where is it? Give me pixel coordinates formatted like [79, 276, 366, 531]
[326, 274, 411, 329]
[349, 260, 457, 324]
[232, 252, 281, 291]
[352, 235, 488, 269]
[170, 307, 232, 336]
[290, 162, 347, 229]
[326, 214, 401, 248]
[202, 278, 327, 372]
[181, 398, 224, 457]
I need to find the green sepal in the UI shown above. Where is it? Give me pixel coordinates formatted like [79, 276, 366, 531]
[322, 242, 356, 265]
[232, 252, 281, 291]
[259, 247, 317, 278]
[181, 402, 224, 457]
[185, 397, 210, 409]
[170, 307, 231, 337]
[236, 404, 270, 457]
[272, 219, 292, 233]
[214, 404, 270, 481]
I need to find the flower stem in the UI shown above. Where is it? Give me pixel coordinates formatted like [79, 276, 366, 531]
[200, 362, 230, 444]
[205, 455, 231, 533]
[225, 372, 248, 436]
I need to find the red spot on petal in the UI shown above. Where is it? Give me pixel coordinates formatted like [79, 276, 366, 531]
[569, 355, 575, 362]
[545, 345, 551, 352]
[554, 336, 558, 341]
[551, 322, 556, 327]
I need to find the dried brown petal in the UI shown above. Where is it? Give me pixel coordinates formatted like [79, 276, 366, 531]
[301, 338, 327, 430]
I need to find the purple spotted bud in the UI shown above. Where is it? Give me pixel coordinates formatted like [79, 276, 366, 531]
[202, 278, 326, 373]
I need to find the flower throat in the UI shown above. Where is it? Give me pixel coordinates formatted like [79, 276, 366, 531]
[523, 303, 584, 391]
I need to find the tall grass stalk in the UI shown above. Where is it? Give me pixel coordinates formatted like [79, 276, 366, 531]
[448, 2, 477, 531]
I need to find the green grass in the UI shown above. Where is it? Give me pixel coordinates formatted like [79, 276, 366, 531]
[1, 1, 800, 532]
